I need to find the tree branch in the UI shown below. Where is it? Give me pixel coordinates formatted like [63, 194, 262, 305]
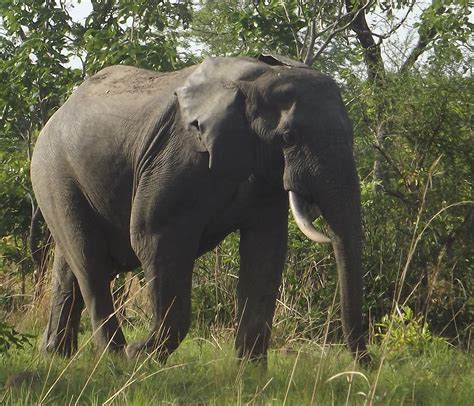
[345, 0, 385, 83]
[400, 2, 445, 73]
[305, 2, 344, 64]
[372, 143, 403, 178]
[303, 19, 316, 65]
[310, 0, 372, 64]
[370, 1, 416, 41]
[281, 1, 301, 58]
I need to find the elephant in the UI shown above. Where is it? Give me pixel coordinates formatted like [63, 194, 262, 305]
[30, 54, 367, 363]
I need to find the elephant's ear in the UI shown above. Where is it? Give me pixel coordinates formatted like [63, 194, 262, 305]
[258, 54, 309, 68]
[176, 57, 267, 180]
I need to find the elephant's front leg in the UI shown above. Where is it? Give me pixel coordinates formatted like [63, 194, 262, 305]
[236, 194, 288, 361]
[127, 226, 198, 361]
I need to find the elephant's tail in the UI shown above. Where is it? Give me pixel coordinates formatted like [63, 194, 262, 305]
[29, 206, 53, 291]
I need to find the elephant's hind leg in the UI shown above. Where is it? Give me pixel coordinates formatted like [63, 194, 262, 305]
[40, 247, 84, 357]
[42, 184, 127, 354]
[61, 229, 127, 354]
[76, 271, 127, 353]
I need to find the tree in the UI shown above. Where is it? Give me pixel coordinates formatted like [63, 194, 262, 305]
[76, 0, 194, 74]
[0, 0, 80, 295]
[192, 0, 366, 72]
[344, 0, 471, 192]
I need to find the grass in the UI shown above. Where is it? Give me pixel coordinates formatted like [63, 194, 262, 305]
[1, 324, 473, 405]
[1, 231, 472, 405]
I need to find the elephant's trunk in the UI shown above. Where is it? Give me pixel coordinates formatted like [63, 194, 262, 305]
[289, 147, 367, 359]
[325, 200, 367, 357]
[320, 152, 366, 358]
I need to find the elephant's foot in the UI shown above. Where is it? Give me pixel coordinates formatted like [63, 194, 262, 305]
[97, 339, 126, 354]
[235, 329, 271, 366]
[125, 340, 151, 359]
[40, 328, 126, 357]
[237, 352, 268, 369]
[39, 328, 77, 358]
[354, 348, 373, 368]
[125, 341, 169, 363]
[126, 334, 174, 363]
[347, 337, 372, 367]
[236, 345, 269, 366]
[91, 326, 127, 355]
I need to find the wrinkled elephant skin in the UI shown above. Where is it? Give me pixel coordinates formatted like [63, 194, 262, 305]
[31, 55, 367, 362]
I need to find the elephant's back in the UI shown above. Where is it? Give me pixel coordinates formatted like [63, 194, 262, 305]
[80, 64, 198, 99]
[34, 65, 198, 174]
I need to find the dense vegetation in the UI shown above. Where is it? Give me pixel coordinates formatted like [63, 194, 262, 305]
[1, 0, 472, 402]
[1, 329, 473, 404]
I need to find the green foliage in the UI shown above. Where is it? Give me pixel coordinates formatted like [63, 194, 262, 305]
[352, 69, 473, 344]
[0, 156, 31, 267]
[78, 0, 194, 73]
[417, 0, 472, 69]
[193, 233, 240, 332]
[192, 0, 357, 72]
[0, 321, 33, 354]
[193, 0, 300, 57]
[375, 305, 448, 354]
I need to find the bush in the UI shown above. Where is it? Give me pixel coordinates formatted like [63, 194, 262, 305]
[0, 322, 33, 354]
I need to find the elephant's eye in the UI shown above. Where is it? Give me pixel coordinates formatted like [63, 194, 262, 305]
[282, 130, 296, 146]
[190, 120, 200, 131]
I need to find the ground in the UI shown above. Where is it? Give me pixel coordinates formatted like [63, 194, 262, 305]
[1, 323, 473, 405]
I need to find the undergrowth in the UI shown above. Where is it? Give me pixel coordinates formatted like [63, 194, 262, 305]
[1, 320, 473, 405]
[1, 245, 473, 405]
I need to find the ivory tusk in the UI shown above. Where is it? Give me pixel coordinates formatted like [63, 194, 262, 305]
[289, 191, 331, 244]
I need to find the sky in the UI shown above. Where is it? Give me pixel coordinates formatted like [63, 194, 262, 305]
[65, 0, 92, 22]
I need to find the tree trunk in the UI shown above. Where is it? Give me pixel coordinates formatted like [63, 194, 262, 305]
[345, 0, 389, 192]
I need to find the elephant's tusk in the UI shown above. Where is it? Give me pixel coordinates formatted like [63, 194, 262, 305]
[289, 191, 331, 244]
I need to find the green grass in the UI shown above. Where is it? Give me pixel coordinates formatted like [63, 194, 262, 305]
[1, 327, 473, 405]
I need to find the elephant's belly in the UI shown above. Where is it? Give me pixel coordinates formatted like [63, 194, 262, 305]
[105, 224, 140, 272]
[196, 180, 263, 256]
[197, 223, 239, 258]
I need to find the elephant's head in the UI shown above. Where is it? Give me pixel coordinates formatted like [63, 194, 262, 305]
[176, 55, 367, 358]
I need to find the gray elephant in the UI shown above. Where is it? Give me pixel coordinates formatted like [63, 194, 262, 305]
[31, 55, 367, 362]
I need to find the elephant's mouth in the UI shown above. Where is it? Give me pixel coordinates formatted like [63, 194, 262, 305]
[289, 191, 331, 243]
